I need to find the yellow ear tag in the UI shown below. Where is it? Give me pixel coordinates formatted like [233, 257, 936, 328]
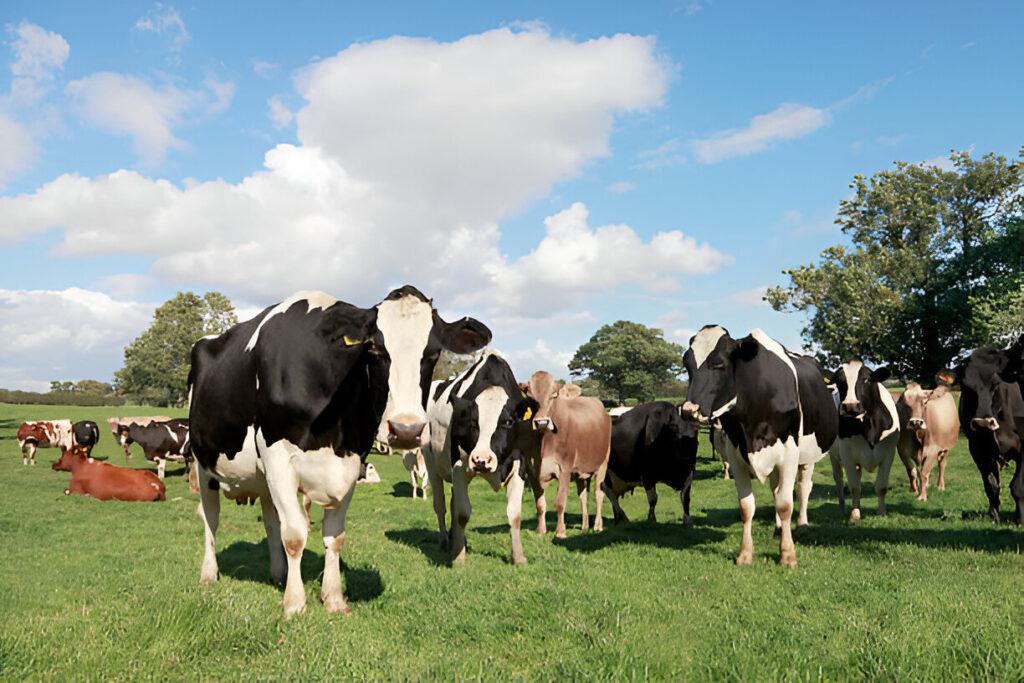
[522, 407, 533, 421]
[823, 377, 832, 384]
[343, 335, 362, 346]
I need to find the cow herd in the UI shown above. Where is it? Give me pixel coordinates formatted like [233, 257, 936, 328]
[11, 285, 1024, 619]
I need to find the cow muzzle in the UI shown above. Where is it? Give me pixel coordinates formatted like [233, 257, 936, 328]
[679, 402, 705, 424]
[532, 417, 556, 433]
[841, 402, 863, 417]
[469, 452, 497, 473]
[972, 416, 999, 431]
[386, 418, 427, 449]
[907, 418, 926, 431]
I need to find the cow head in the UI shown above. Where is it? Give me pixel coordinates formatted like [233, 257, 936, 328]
[373, 285, 492, 449]
[525, 371, 564, 433]
[450, 386, 537, 478]
[900, 382, 931, 435]
[828, 360, 891, 419]
[51, 445, 89, 471]
[117, 424, 135, 448]
[955, 339, 1024, 435]
[680, 325, 743, 423]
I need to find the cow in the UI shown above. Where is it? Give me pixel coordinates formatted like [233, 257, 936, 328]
[953, 335, 1024, 525]
[786, 351, 839, 528]
[72, 421, 100, 456]
[422, 351, 539, 564]
[107, 416, 171, 459]
[400, 448, 429, 499]
[52, 444, 165, 502]
[116, 418, 190, 480]
[827, 360, 900, 521]
[187, 286, 491, 617]
[524, 371, 611, 538]
[602, 401, 698, 527]
[680, 326, 805, 567]
[16, 420, 73, 465]
[896, 383, 960, 501]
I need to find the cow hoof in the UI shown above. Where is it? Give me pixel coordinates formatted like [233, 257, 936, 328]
[512, 555, 528, 566]
[280, 599, 307, 620]
[683, 516, 693, 529]
[795, 522, 808, 531]
[916, 494, 927, 502]
[779, 553, 797, 568]
[850, 509, 861, 522]
[451, 549, 467, 564]
[735, 552, 753, 566]
[594, 521, 603, 532]
[555, 531, 567, 540]
[320, 594, 350, 615]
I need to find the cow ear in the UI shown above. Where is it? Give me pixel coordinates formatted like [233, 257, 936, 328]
[870, 366, 892, 383]
[734, 337, 760, 362]
[559, 384, 582, 399]
[515, 396, 539, 421]
[643, 414, 660, 448]
[438, 316, 492, 354]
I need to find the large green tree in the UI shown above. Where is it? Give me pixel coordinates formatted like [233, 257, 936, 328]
[767, 149, 1024, 382]
[569, 321, 685, 404]
[115, 291, 237, 406]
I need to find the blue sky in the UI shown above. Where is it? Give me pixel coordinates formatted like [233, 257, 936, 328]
[1, 2, 1021, 391]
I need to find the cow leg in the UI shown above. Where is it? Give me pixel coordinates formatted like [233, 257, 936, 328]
[936, 451, 948, 491]
[196, 464, 221, 584]
[259, 495, 287, 586]
[898, 446, 918, 493]
[769, 468, 783, 535]
[917, 447, 939, 502]
[576, 479, 590, 531]
[775, 458, 798, 568]
[843, 460, 863, 522]
[157, 458, 166, 481]
[731, 464, 755, 566]
[680, 462, 695, 529]
[830, 451, 846, 514]
[257, 436, 309, 618]
[874, 449, 895, 516]
[645, 486, 658, 522]
[425, 462, 449, 551]
[969, 446, 1002, 524]
[795, 462, 813, 528]
[554, 473, 571, 539]
[592, 462, 607, 532]
[602, 480, 629, 524]
[505, 460, 527, 565]
[449, 463, 472, 563]
[320, 477, 357, 615]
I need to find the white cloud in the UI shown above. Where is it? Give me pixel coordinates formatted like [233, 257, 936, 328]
[652, 310, 694, 345]
[634, 136, 686, 169]
[268, 95, 294, 128]
[65, 72, 195, 165]
[8, 20, 69, 104]
[457, 202, 732, 314]
[498, 339, 574, 382]
[692, 103, 831, 164]
[253, 60, 280, 78]
[608, 181, 636, 194]
[94, 273, 156, 299]
[0, 112, 37, 188]
[203, 75, 235, 114]
[134, 5, 189, 59]
[729, 285, 769, 307]
[0, 288, 154, 389]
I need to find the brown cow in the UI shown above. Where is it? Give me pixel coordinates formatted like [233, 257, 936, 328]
[524, 371, 611, 538]
[52, 445, 166, 502]
[896, 383, 960, 501]
[16, 420, 73, 465]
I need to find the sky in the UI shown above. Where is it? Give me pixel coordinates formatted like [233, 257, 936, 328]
[1, 2, 1022, 392]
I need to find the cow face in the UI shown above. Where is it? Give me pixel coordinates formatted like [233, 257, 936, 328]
[830, 360, 891, 418]
[956, 344, 1024, 434]
[900, 382, 931, 435]
[525, 371, 562, 433]
[117, 424, 135, 448]
[680, 325, 739, 423]
[374, 286, 492, 449]
[450, 389, 537, 477]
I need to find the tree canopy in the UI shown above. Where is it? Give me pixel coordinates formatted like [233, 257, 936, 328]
[767, 148, 1024, 382]
[569, 320, 686, 404]
[115, 291, 237, 406]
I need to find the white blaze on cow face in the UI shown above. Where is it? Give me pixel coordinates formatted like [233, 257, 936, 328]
[467, 386, 507, 473]
[691, 325, 728, 369]
[375, 294, 435, 448]
[839, 360, 865, 414]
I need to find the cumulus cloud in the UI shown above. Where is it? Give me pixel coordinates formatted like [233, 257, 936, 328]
[267, 95, 293, 128]
[0, 288, 154, 390]
[692, 103, 831, 164]
[457, 202, 732, 314]
[498, 339, 575, 382]
[652, 310, 694, 345]
[0, 112, 37, 188]
[8, 20, 69, 104]
[134, 5, 189, 59]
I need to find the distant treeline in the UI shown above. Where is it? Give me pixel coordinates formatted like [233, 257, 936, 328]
[0, 389, 126, 406]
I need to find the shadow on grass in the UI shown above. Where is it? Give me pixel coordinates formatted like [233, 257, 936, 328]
[390, 482, 413, 498]
[550, 519, 727, 554]
[384, 528, 449, 567]
[218, 539, 384, 602]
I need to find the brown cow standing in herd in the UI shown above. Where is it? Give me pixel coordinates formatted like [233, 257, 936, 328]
[896, 383, 960, 501]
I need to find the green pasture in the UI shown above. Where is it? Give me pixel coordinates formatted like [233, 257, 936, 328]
[1, 403, 1022, 680]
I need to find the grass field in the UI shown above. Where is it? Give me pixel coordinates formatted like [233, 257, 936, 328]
[1, 403, 1022, 680]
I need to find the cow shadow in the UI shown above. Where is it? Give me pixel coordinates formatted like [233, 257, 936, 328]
[384, 528, 449, 567]
[550, 520, 727, 554]
[218, 539, 384, 602]
[390, 482, 414, 498]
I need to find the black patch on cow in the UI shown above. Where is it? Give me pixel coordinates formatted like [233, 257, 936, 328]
[788, 353, 838, 453]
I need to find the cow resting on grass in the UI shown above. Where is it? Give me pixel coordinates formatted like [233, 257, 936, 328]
[53, 444, 165, 502]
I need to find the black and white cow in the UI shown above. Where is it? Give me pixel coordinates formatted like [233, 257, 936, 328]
[117, 418, 190, 480]
[827, 360, 900, 521]
[602, 401, 698, 527]
[786, 352, 839, 528]
[421, 351, 538, 565]
[188, 286, 490, 617]
[680, 325, 806, 567]
[954, 335, 1024, 525]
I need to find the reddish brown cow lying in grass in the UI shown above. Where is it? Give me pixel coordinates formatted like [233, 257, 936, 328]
[524, 371, 611, 538]
[896, 383, 960, 501]
[52, 445, 165, 502]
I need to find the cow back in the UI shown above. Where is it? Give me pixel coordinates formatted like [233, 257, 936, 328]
[544, 395, 610, 473]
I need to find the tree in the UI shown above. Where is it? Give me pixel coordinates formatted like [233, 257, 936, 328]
[115, 291, 237, 406]
[767, 149, 1024, 382]
[569, 321, 686, 404]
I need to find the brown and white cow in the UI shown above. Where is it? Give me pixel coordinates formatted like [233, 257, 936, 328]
[524, 371, 611, 538]
[896, 383, 960, 501]
[52, 444, 165, 502]
[16, 420, 73, 465]
[107, 416, 171, 459]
